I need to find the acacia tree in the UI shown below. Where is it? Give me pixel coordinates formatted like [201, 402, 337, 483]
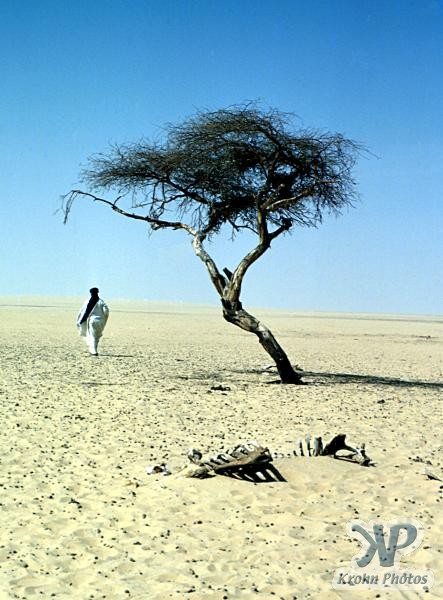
[62, 105, 361, 384]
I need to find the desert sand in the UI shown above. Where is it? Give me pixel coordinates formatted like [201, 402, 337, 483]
[0, 297, 442, 599]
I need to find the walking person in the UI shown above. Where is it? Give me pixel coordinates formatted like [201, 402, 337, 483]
[77, 287, 109, 356]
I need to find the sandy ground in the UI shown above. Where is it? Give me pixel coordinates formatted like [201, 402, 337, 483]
[0, 297, 442, 600]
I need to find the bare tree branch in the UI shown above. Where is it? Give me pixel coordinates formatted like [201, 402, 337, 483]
[191, 233, 226, 296]
[61, 190, 196, 235]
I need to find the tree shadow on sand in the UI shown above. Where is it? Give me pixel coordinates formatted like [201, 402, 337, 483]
[232, 367, 443, 389]
[291, 371, 443, 390]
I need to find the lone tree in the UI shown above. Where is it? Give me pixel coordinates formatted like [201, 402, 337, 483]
[62, 104, 361, 384]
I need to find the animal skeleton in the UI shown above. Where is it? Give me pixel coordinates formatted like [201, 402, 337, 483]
[146, 434, 373, 478]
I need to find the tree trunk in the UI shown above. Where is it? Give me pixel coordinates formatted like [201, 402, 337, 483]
[222, 300, 303, 384]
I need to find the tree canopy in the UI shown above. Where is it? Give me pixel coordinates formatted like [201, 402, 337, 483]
[65, 105, 360, 234]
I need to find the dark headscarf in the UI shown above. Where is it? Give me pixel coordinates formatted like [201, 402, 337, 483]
[80, 288, 100, 324]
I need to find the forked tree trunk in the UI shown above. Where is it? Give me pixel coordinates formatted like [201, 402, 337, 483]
[222, 300, 303, 384]
[191, 234, 303, 384]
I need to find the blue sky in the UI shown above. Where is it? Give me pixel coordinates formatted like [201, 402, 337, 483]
[1, 0, 442, 314]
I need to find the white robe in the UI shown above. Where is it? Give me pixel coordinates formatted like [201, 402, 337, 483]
[76, 298, 109, 345]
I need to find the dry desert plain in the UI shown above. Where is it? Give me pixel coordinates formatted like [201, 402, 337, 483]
[0, 298, 442, 600]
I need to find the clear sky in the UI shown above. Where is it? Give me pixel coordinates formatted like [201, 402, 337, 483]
[1, 0, 442, 314]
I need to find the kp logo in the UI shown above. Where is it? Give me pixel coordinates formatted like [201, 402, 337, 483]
[332, 519, 434, 590]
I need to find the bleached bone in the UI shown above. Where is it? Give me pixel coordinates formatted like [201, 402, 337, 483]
[321, 434, 371, 466]
[177, 441, 272, 478]
[305, 434, 311, 456]
[322, 433, 352, 456]
[424, 468, 443, 482]
[179, 464, 215, 478]
[187, 448, 203, 464]
[146, 463, 171, 476]
[297, 439, 304, 457]
[312, 436, 323, 456]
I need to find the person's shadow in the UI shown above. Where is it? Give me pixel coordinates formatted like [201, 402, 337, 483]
[99, 353, 136, 358]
